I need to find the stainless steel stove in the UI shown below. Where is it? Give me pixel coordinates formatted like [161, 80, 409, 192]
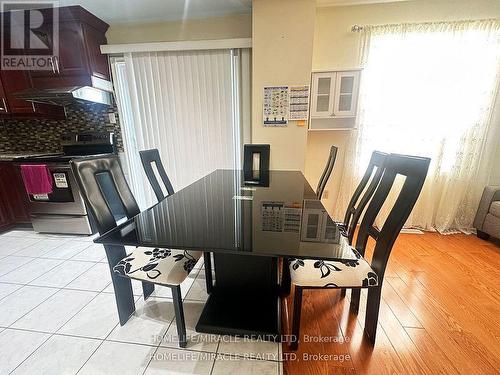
[16, 131, 117, 235]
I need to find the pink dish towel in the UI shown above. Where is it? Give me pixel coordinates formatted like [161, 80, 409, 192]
[20, 164, 53, 195]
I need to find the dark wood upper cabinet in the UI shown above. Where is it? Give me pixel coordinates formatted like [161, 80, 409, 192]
[30, 6, 111, 89]
[0, 69, 65, 118]
[83, 23, 110, 80]
[0, 70, 32, 114]
[0, 5, 110, 119]
[58, 22, 89, 76]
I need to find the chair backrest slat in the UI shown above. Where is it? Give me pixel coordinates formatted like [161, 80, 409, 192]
[316, 145, 338, 200]
[355, 153, 430, 281]
[344, 151, 388, 244]
[71, 155, 141, 234]
[139, 149, 175, 202]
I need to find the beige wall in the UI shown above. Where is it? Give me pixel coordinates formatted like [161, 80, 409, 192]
[307, 0, 500, 215]
[252, 0, 316, 171]
[488, 91, 500, 186]
[105, 1, 500, 194]
[106, 14, 252, 44]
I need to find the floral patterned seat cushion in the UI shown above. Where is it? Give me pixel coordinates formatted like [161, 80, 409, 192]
[113, 247, 202, 286]
[289, 249, 378, 288]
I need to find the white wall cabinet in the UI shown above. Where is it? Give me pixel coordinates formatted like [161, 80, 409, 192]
[310, 69, 361, 120]
[310, 72, 336, 117]
[333, 71, 360, 117]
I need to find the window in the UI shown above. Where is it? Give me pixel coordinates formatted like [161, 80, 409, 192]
[337, 20, 500, 232]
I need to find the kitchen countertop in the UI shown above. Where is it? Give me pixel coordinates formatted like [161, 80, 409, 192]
[0, 153, 54, 161]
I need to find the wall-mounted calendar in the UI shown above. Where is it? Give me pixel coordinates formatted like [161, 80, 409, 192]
[289, 85, 310, 120]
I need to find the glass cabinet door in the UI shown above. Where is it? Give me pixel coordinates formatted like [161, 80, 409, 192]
[333, 71, 360, 117]
[303, 211, 322, 241]
[311, 72, 336, 117]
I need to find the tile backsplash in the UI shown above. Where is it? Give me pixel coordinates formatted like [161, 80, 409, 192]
[0, 104, 123, 154]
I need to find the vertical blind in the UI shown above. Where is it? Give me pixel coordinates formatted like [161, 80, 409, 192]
[112, 49, 249, 208]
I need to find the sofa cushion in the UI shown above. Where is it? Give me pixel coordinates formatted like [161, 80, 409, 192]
[484, 213, 500, 239]
[489, 201, 500, 218]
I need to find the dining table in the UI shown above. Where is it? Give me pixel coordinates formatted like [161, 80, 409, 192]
[94, 169, 358, 340]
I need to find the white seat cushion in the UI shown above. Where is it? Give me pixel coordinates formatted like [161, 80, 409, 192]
[113, 247, 202, 286]
[290, 249, 378, 288]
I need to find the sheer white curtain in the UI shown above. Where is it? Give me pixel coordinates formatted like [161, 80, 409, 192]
[112, 49, 249, 209]
[334, 20, 500, 233]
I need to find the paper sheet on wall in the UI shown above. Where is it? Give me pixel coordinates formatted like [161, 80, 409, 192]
[263, 86, 289, 126]
[289, 85, 310, 120]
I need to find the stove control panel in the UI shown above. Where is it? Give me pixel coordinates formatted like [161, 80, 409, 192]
[61, 132, 114, 146]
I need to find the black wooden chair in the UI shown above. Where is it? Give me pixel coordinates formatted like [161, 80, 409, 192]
[139, 148, 214, 294]
[288, 153, 430, 349]
[316, 145, 338, 200]
[71, 155, 201, 348]
[139, 149, 174, 201]
[337, 150, 388, 298]
[280, 145, 336, 293]
[341, 151, 388, 244]
[281, 150, 387, 296]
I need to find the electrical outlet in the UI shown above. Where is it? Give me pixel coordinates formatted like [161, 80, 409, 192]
[108, 112, 117, 124]
[323, 190, 329, 199]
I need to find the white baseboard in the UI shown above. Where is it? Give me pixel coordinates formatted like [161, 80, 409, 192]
[400, 228, 424, 234]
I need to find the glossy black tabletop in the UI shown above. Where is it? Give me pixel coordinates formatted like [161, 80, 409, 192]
[95, 169, 357, 261]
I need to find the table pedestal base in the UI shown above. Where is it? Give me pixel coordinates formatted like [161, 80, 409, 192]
[195, 290, 280, 340]
[195, 253, 281, 340]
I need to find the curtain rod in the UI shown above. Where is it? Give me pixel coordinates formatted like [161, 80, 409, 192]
[351, 18, 498, 33]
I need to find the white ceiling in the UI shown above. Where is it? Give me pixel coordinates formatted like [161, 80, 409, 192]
[58, 0, 252, 24]
[57, 0, 411, 24]
[317, 0, 411, 6]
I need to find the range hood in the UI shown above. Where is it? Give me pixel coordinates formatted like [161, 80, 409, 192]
[15, 86, 112, 107]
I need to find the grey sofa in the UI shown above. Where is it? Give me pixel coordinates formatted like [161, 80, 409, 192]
[473, 186, 500, 240]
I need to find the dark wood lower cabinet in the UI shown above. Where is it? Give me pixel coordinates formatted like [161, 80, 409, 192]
[0, 162, 30, 232]
[0, 199, 11, 230]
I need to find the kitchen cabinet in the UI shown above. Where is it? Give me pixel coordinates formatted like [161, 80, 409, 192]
[0, 70, 65, 118]
[56, 21, 90, 77]
[0, 162, 30, 232]
[1, 71, 29, 114]
[30, 6, 111, 90]
[310, 70, 361, 119]
[310, 72, 336, 118]
[0, 200, 10, 230]
[0, 5, 110, 119]
[333, 71, 360, 117]
[83, 23, 110, 80]
[0, 78, 8, 114]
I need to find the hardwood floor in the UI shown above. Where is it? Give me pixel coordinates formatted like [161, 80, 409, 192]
[281, 233, 500, 375]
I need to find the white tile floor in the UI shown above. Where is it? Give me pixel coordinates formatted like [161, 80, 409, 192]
[0, 229, 283, 375]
